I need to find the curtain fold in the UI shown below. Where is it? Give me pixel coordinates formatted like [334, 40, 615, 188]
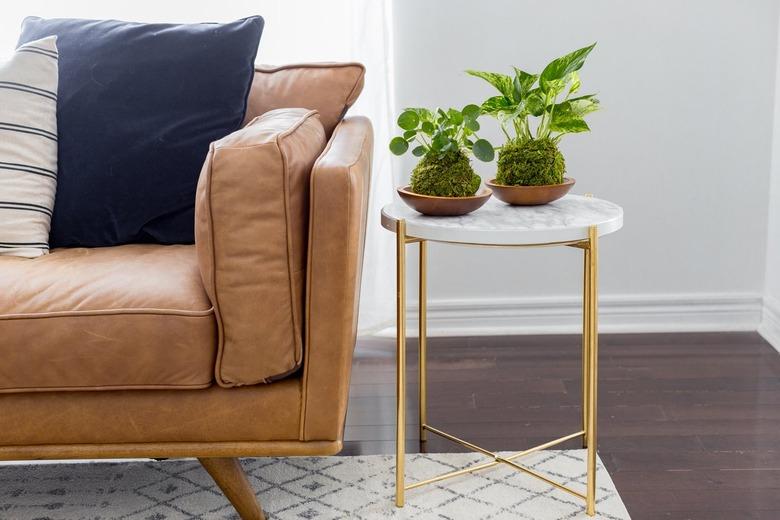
[348, 0, 397, 335]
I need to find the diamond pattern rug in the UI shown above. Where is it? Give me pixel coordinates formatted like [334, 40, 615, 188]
[0, 449, 630, 519]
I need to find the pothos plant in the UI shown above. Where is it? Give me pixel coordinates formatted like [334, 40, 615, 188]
[467, 43, 600, 186]
[389, 106, 494, 197]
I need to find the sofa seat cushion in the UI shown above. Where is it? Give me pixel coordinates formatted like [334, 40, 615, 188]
[0, 244, 217, 393]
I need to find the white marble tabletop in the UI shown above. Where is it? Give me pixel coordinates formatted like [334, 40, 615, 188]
[381, 194, 623, 245]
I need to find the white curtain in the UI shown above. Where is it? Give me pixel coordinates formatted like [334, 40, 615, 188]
[0, 0, 397, 334]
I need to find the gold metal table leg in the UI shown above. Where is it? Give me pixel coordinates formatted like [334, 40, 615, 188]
[405, 429, 584, 491]
[419, 240, 428, 445]
[582, 245, 591, 449]
[395, 220, 407, 508]
[586, 225, 599, 516]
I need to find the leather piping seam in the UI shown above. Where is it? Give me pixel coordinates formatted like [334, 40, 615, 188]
[0, 306, 214, 320]
[0, 441, 340, 448]
[300, 118, 369, 440]
[300, 123, 338, 439]
[276, 110, 320, 372]
[0, 440, 343, 460]
[0, 382, 213, 394]
[213, 113, 314, 152]
[254, 62, 365, 74]
[202, 146, 228, 388]
[344, 68, 365, 107]
[336, 73, 365, 127]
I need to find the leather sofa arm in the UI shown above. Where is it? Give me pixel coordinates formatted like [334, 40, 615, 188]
[300, 116, 373, 441]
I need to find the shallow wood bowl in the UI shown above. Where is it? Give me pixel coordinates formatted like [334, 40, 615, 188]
[397, 185, 492, 216]
[486, 177, 576, 206]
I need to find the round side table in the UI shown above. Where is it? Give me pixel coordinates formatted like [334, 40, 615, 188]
[381, 194, 623, 516]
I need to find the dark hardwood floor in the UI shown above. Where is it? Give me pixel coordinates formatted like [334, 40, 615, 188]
[342, 332, 780, 519]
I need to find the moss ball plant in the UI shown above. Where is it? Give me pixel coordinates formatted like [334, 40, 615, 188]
[496, 138, 566, 186]
[467, 44, 601, 189]
[389, 106, 493, 197]
[410, 149, 482, 197]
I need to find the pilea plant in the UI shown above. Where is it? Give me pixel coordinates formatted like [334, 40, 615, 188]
[467, 43, 600, 186]
[389, 106, 494, 197]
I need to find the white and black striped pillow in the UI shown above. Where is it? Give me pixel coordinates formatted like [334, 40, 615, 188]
[0, 36, 58, 257]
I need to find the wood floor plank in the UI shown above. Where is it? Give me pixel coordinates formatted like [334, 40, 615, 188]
[611, 468, 780, 491]
[343, 332, 780, 518]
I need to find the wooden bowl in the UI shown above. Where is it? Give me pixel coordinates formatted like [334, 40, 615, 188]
[397, 185, 492, 216]
[486, 177, 575, 206]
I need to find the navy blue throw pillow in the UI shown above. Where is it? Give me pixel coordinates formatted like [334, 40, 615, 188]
[18, 16, 263, 247]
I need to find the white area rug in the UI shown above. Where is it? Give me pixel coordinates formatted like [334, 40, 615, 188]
[0, 450, 630, 519]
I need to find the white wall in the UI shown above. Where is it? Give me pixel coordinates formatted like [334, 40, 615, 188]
[2, 2, 778, 337]
[760, 7, 780, 351]
[390, 0, 778, 335]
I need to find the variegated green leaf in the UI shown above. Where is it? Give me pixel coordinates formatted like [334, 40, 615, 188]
[466, 70, 514, 98]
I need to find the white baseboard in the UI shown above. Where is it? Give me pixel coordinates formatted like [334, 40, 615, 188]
[759, 296, 780, 353]
[372, 292, 763, 337]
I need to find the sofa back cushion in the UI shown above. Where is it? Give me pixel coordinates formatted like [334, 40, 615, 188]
[196, 108, 326, 387]
[18, 16, 264, 248]
[245, 63, 365, 137]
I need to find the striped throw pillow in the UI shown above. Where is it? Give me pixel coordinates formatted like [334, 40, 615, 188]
[0, 36, 58, 257]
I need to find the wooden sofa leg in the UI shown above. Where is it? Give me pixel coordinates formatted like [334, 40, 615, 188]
[199, 457, 266, 520]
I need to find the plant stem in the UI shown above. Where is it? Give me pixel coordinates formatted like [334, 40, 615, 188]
[415, 136, 431, 152]
[500, 122, 512, 141]
[537, 99, 547, 139]
[546, 101, 556, 139]
[539, 89, 557, 139]
[513, 119, 522, 140]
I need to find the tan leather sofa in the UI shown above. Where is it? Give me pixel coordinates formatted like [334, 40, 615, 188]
[0, 63, 372, 520]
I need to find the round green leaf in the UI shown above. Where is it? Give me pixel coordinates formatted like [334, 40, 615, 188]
[472, 139, 495, 162]
[462, 104, 481, 120]
[447, 109, 464, 125]
[397, 110, 420, 131]
[421, 121, 435, 134]
[432, 133, 449, 151]
[464, 119, 480, 132]
[412, 145, 426, 157]
[389, 136, 409, 155]
[416, 108, 434, 122]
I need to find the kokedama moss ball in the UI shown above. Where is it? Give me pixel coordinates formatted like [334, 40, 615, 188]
[496, 138, 566, 186]
[410, 150, 481, 197]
